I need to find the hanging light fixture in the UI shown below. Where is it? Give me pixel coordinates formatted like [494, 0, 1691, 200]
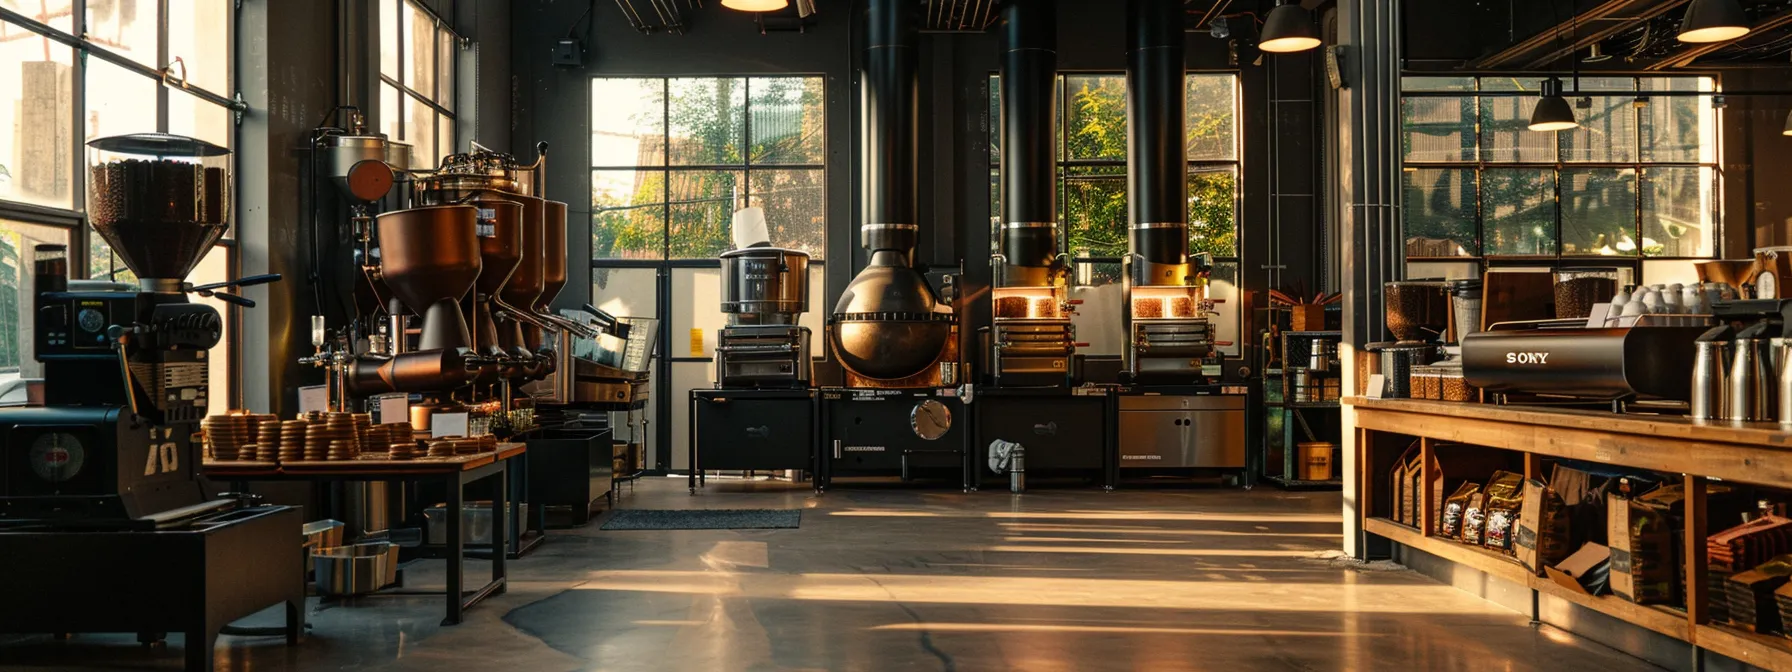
[1583, 43, 1612, 63]
[1529, 77, 1578, 132]
[1677, 0, 1750, 43]
[1782, 109, 1792, 136]
[721, 0, 789, 11]
[1259, 2, 1321, 53]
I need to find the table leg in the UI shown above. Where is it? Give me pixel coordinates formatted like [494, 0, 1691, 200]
[689, 395, 698, 494]
[443, 472, 464, 626]
[493, 460, 508, 594]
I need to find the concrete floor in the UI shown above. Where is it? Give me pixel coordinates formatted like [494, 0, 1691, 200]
[0, 478, 1655, 671]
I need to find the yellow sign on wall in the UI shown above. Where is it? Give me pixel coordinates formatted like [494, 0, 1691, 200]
[690, 328, 704, 357]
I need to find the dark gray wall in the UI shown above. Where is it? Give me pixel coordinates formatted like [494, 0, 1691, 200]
[510, 0, 1325, 372]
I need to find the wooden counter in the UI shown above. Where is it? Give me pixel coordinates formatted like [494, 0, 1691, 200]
[1347, 398, 1791, 669]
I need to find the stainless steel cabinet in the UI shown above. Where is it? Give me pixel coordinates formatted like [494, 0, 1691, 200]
[1117, 395, 1245, 468]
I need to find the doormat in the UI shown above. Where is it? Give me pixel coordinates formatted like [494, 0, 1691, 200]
[600, 509, 801, 530]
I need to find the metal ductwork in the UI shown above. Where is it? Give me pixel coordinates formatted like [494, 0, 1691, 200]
[997, 0, 1059, 288]
[1125, 0, 1189, 287]
[828, 0, 954, 382]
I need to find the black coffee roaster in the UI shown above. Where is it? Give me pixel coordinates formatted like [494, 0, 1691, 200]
[1462, 322, 1708, 401]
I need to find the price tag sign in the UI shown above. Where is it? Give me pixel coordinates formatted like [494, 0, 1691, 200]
[298, 385, 328, 413]
[376, 394, 408, 425]
[1366, 374, 1387, 399]
[432, 412, 470, 438]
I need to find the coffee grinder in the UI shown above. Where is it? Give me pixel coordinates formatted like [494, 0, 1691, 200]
[0, 134, 302, 670]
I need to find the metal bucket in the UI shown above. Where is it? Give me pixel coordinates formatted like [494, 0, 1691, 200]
[311, 542, 399, 596]
[301, 519, 345, 573]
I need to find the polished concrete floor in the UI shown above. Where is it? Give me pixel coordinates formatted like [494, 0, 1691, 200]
[1, 478, 1655, 671]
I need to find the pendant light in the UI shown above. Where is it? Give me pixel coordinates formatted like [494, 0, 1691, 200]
[1259, 2, 1321, 53]
[721, 0, 789, 11]
[1529, 77, 1578, 132]
[1677, 0, 1750, 43]
[1583, 43, 1611, 63]
[1782, 109, 1792, 137]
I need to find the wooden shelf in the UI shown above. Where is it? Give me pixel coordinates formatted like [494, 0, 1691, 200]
[1695, 624, 1792, 671]
[1365, 517, 1531, 584]
[1367, 517, 1691, 641]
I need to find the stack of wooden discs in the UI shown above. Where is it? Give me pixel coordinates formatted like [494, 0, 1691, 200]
[254, 418, 283, 462]
[353, 413, 373, 449]
[201, 414, 253, 461]
[327, 439, 355, 461]
[425, 437, 457, 458]
[476, 434, 498, 453]
[278, 419, 309, 463]
[387, 438, 421, 460]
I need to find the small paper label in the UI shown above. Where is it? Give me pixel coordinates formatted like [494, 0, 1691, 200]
[298, 385, 328, 413]
[377, 394, 408, 425]
[1366, 374, 1387, 399]
[432, 412, 470, 438]
[689, 328, 704, 357]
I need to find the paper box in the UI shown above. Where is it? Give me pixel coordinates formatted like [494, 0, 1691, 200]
[1516, 478, 1569, 576]
[1608, 492, 1679, 605]
[1544, 542, 1611, 595]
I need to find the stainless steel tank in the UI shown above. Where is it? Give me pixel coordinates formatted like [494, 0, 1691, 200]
[720, 247, 810, 325]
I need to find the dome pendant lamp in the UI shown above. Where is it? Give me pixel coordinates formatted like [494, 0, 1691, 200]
[721, 0, 789, 11]
[1529, 77, 1578, 132]
[1259, 2, 1321, 53]
[1677, 0, 1750, 43]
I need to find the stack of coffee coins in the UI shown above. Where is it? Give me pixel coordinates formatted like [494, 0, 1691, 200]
[327, 439, 355, 461]
[252, 418, 282, 462]
[201, 414, 252, 461]
[426, 438, 456, 458]
[353, 414, 374, 454]
[477, 434, 498, 454]
[387, 439, 421, 460]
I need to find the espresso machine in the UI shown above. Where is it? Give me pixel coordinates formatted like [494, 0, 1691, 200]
[0, 134, 302, 670]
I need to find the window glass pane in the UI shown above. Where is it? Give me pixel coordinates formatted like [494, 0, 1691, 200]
[1560, 168, 1637, 256]
[1185, 74, 1235, 161]
[186, 244, 232, 416]
[747, 168, 825, 258]
[166, 0, 230, 93]
[1403, 168, 1477, 257]
[90, 245, 134, 284]
[86, 0, 156, 67]
[437, 27, 454, 110]
[1479, 77, 1555, 163]
[380, 0, 397, 78]
[1403, 96, 1475, 162]
[1403, 76, 1476, 91]
[1188, 168, 1235, 257]
[403, 93, 435, 169]
[593, 169, 665, 259]
[1065, 74, 1126, 161]
[1559, 77, 1637, 163]
[0, 219, 71, 387]
[589, 266, 657, 463]
[85, 59, 158, 142]
[988, 74, 999, 159]
[379, 81, 400, 146]
[1063, 166, 1126, 256]
[1, 1, 73, 33]
[1210, 261, 1240, 358]
[0, 23, 74, 209]
[592, 78, 665, 166]
[1639, 77, 1716, 163]
[1642, 166, 1717, 258]
[169, 91, 231, 150]
[748, 77, 824, 165]
[437, 112, 453, 156]
[403, 0, 434, 96]
[667, 169, 741, 259]
[667, 77, 745, 166]
[1482, 168, 1556, 256]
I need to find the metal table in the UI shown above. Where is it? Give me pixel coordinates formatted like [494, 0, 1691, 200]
[203, 445, 522, 626]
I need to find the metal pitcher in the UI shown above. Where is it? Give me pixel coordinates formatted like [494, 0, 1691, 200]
[1728, 334, 1776, 422]
[1692, 339, 1729, 420]
[1779, 340, 1792, 425]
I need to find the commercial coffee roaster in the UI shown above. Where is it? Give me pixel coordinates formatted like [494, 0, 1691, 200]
[972, 0, 1112, 490]
[819, 0, 970, 489]
[0, 134, 302, 669]
[1113, 0, 1246, 477]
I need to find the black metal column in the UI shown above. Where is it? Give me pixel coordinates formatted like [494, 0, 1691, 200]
[1124, 0, 1188, 287]
[998, 0, 1058, 285]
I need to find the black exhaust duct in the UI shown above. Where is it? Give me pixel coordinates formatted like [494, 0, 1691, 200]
[829, 0, 954, 381]
[998, 0, 1058, 287]
[1125, 0, 1188, 287]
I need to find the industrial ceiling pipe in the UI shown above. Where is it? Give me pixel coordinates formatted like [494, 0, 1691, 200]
[998, 0, 1060, 288]
[1125, 0, 1189, 287]
[828, 0, 955, 381]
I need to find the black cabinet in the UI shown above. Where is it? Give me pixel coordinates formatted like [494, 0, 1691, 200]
[690, 389, 815, 475]
[972, 390, 1111, 488]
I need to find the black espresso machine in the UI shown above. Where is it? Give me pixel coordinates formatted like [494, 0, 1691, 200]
[1461, 319, 1708, 407]
[0, 134, 302, 671]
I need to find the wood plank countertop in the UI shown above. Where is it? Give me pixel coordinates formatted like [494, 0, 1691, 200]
[202, 443, 526, 478]
[1345, 398, 1792, 489]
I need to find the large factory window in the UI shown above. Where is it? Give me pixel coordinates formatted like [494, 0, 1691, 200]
[0, 219, 70, 400]
[590, 76, 827, 260]
[379, 0, 457, 168]
[0, 0, 238, 412]
[989, 72, 1241, 356]
[1401, 75, 1719, 262]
